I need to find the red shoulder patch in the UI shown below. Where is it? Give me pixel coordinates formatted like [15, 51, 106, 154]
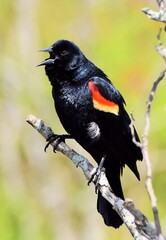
[88, 81, 119, 115]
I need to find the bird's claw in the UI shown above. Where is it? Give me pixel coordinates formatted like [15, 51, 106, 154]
[88, 167, 104, 193]
[44, 134, 60, 152]
[88, 154, 106, 193]
[44, 134, 71, 152]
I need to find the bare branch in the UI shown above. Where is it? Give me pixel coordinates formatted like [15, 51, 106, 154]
[26, 114, 155, 240]
[140, 8, 166, 238]
[156, 0, 166, 13]
[156, 29, 166, 61]
[142, 0, 166, 23]
[142, 68, 166, 239]
[124, 199, 157, 239]
[26, 114, 94, 179]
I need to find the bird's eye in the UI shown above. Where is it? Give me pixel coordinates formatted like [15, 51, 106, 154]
[61, 50, 68, 56]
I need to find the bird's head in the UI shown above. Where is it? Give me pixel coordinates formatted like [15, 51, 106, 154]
[37, 40, 83, 71]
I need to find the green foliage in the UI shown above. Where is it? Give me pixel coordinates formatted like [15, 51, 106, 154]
[0, 0, 166, 239]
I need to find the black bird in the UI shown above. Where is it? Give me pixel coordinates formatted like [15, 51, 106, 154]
[37, 39, 143, 228]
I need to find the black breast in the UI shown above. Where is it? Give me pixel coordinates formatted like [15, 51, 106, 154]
[52, 81, 95, 137]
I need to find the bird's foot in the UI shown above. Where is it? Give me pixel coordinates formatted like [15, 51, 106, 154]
[88, 155, 106, 193]
[44, 134, 72, 152]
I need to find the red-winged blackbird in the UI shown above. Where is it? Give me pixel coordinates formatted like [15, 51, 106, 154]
[37, 39, 143, 228]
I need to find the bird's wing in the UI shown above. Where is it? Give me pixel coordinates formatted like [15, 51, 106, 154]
[88, 76, 125, 116]
[88, 76, 142, 179]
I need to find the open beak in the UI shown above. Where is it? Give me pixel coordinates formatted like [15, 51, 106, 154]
[36, 58, 55, 67]
[36, 46, 55, 67]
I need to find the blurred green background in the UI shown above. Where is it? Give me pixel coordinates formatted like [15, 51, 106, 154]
[0, 0, 166, 239]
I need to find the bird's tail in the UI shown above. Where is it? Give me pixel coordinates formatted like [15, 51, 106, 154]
[97, 157, 124, 228]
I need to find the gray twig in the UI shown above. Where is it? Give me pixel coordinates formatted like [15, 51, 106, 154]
[142, 68, 166, 239]
[142, 0, 166, 23]
[141, 3, 166, 238]
[156, 29, 166, 61]
[157, 0, 166, 13]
